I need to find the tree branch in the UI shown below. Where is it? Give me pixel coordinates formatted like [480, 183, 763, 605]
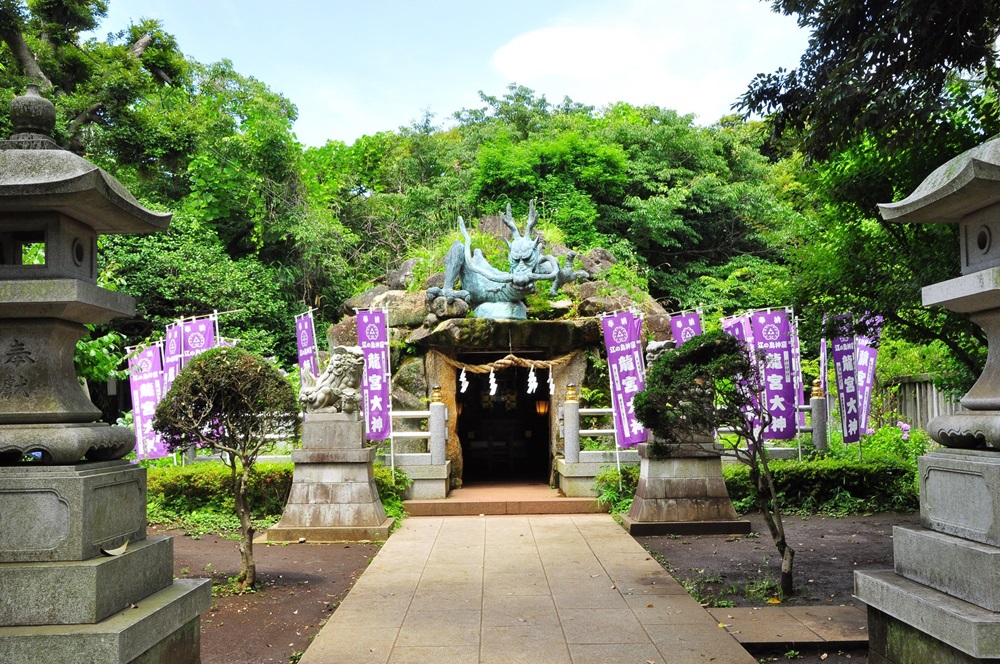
[0, 27, 51, 88]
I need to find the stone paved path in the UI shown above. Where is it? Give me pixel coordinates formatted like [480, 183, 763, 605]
[299, 514, 757, 663]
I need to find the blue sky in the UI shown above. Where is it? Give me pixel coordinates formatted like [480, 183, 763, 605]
[90, 1, 809, 147]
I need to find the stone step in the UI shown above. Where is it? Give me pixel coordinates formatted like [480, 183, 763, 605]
[403, 484, 607, 516]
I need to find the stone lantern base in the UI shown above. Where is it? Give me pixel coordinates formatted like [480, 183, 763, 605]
[620, 442, 750, 536]
[0, 461, 211, 663]
[267, 413, 393, 542]
[856, 449, 1000, 662]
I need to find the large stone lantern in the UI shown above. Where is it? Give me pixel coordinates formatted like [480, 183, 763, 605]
[0, 87, 209, 663]
[855, 138, 1000, 662]
[0, 84, 169, 464]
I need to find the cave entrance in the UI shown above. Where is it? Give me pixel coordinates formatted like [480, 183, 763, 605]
[456, 353, 551, 484]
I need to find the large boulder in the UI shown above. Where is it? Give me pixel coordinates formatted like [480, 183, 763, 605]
[371, 290, 428, 328]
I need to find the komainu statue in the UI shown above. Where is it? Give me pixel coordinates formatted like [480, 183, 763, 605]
[299, 346, 364, 414]
[426, 200, 590, 319]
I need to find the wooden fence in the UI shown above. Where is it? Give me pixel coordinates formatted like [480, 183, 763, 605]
[884, 374, 964, 430]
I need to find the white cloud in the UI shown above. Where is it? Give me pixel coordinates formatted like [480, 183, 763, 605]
[490, 1, 808, 124]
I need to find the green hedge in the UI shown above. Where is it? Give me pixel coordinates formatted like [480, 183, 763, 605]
[146, 460, 412, 534]
[721, 457, 919, 515]
[147, 462, 294, 518]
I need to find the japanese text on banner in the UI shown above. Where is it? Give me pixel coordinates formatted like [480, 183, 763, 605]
[295, 311, 318, 377]
[128, 343, 168, 460]
[751, 309, 798, 440]
[357, 310, 392, 441]
[601, 311, 648, 447]
[670, 311, 703, 348]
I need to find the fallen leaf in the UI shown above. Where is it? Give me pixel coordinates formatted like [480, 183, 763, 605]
[766, 597, 781, 604]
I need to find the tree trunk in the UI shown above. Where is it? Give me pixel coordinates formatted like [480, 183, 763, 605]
[780, 544, 795, 597]
[0, 27, 52, 87]
[752, 456, 795, 597]
[232, 463, 256, 590]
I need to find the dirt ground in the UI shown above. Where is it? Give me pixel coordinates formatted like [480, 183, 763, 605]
[161, 511, 920, 664]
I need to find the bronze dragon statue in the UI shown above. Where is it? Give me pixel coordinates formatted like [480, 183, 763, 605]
[426, 201, 589, 319]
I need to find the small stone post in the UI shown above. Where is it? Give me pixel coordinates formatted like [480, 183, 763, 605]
[429, 385, 447, 465]
[562, 383, 581, 464]
[810, 379, 828, 452]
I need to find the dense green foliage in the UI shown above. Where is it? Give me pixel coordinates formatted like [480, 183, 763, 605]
[593, 464, 640, 514]
[723, 458, 919, 515]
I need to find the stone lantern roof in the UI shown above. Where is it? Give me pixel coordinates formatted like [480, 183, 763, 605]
[0, 84, 170, 234]
[879, 138, 1000, 224]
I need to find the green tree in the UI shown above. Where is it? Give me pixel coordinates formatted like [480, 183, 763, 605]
[634, 330, 795, 596]
[153, 347, 299, 590]
[739, 0, 1000, 161]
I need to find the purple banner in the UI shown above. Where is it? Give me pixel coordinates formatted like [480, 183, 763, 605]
[832, 335, 860, 442]
[181, 315, 217, 365]
[855, 316, 882, 434]
[128, 343, 168, 459]
[602, 311, 648, 447]
[751, 309, 797, 440]
[671, 311, 703, 347]
[357, 310, 392, 441]
[295, 311, 319, 378]
[721, 313, 760, 432]
[162, 323, 182, 395]
[720, 314, 750, 346]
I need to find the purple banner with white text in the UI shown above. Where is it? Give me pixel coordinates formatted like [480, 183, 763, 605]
[128, 343, 168, 459]
[751, 309, 797, 440]
[855, 316, 882, 434]
[357, 310, 392, 441]
[162, 323, 182, 395]
[721, 313, 760, 430]
[602, 311, 648, 447]
[295, 311, 319, 378]
[832, 335, 860, 442]
[181, 315, 217, 366]
[671, 311, 703, 348]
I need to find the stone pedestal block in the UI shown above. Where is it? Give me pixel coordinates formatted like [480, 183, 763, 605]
[0, 578, 211, 664]
[857, 450, 1000, 661]
[920, 449, 1000, 546]
[0, 461, 146, 562]
[620, 443, 749, 536]
[556, 449, 641, 497]
[268, 415, 393, 542]
[394, 454, 451, 499]
[892, 526, 1000, 611]
[0, 536, 174, 625]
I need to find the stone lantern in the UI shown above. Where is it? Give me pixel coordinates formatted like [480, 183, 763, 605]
[0, 84, 169, 463]
[854, 138, 1000, 662]
[0, 86, 210, 663]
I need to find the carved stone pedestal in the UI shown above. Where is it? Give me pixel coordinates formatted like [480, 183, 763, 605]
[620, 442, 750, 536]
[0, 462, 211, 663]
[267, 413, 393, 542]
[856, 450, 1000, 662]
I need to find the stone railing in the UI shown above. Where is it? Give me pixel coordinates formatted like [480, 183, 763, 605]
[385, 403, 450, 499]
[556, 402, 639, 497]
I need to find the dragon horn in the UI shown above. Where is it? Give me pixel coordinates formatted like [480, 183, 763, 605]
[501, 203, 521, 239]
[526, 200, 538, 237]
